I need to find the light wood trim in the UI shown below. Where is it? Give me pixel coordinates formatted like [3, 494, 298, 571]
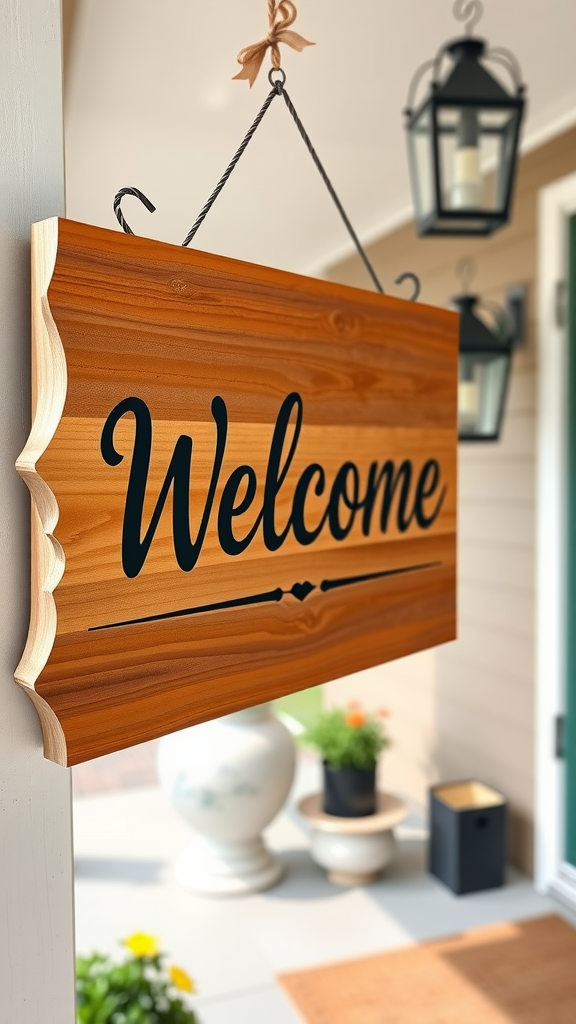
[15, 219, 66, 763]
[298, 792, 408, 833]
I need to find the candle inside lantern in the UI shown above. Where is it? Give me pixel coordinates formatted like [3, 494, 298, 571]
[458, 378, 480, 432]
[451, 108, 483, 209]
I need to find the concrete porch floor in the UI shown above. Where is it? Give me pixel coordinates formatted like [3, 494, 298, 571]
[73, 752, 570, 1024]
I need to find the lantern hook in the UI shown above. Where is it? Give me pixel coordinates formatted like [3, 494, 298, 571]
[455, 255, 477, 294]
[453, 0, 484, 36]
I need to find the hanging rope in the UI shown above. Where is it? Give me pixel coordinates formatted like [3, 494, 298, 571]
[233, 0, 314, 87]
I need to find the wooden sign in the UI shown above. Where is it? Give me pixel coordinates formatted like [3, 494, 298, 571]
[16, 218, 458, 766]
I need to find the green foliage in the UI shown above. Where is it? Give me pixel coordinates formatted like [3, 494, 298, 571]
[303, 707, 390, 770]
[76, 949, 197, 1024]
[273, 684, 324, 734]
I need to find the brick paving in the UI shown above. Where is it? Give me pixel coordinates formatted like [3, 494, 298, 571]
[72, 739, 160, 797]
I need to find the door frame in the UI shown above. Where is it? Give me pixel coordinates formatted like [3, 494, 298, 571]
[535, 171, 576, 905]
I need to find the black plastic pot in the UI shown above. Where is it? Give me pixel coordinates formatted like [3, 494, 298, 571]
[322, 762, 376, 817]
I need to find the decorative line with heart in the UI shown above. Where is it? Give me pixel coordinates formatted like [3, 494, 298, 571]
[89, 561, 441, 632]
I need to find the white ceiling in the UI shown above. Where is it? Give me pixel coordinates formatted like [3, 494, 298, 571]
[65, 0, 576, 278]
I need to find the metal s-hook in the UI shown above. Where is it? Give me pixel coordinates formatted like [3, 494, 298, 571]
[395, 273, 421, 303]
[455, 255, 477, 293]
[113, 187, 156, 234]
[453, 0, 484, 35]
[112, 177, 420, 302]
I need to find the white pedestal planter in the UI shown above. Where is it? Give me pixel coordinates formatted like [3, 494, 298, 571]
[310, 828, 397, 885]
[298, 792, 408, 886]
[158, 704, 295, 896]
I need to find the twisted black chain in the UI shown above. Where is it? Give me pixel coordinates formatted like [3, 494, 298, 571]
[181, 84, 278, 248]
[113, 69, 421, 300]
[277, 79, 384, 294]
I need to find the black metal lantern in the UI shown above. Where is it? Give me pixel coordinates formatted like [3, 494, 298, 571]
[454, 290, 513, 442]
[404, 1, 526, 237]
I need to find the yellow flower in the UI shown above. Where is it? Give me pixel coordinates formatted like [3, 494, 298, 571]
[123, 932, 160, 958]
[169, 964, 195, 993]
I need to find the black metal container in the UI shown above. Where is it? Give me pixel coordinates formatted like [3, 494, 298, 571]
[429, 780, 506, 895]
[322, 762, 376, 817]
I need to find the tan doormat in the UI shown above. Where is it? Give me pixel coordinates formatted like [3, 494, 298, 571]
[278, 914, 576, 1024]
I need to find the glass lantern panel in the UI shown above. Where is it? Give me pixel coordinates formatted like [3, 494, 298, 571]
[458, 352, 509, 439]
[436, 106, 518, 216]
[407, 106, 435, 223]
[495, 110, 521, 211]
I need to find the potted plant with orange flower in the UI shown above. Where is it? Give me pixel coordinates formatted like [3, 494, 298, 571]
[304, 704, 390, 817]
[76, 932, 197, 1023]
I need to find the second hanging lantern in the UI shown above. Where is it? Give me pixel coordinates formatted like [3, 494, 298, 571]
[404, 1, 526, 237]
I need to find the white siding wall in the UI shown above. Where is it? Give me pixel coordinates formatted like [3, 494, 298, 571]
[436, 349, 536, 869]
[326, 128, 576, 874]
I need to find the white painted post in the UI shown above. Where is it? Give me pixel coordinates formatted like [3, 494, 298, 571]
[0, 2, 75, 1022]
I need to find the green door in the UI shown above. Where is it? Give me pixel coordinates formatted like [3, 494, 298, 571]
[566, 213, 576, 866]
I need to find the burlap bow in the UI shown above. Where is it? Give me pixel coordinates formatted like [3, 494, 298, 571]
[233, 0, 314, 87]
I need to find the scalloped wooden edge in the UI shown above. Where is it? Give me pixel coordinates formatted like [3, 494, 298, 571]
[15, 218, 68, 766]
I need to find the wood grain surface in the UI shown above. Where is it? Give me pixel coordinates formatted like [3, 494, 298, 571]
[16, 218, 458, 765]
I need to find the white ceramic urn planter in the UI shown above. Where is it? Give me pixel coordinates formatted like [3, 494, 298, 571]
[158, 704, 295, 896]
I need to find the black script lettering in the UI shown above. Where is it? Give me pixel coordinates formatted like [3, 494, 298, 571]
[102, 391, 448, 577]
[262, 392, 303, 551]
[218, 465, 258, 556]
[328, 462, 361, 541]
[414, 459, 446, 527]
[361, 460, 414, 535]
[292, 464, 327, 545]
[100, 395, 227, 578]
